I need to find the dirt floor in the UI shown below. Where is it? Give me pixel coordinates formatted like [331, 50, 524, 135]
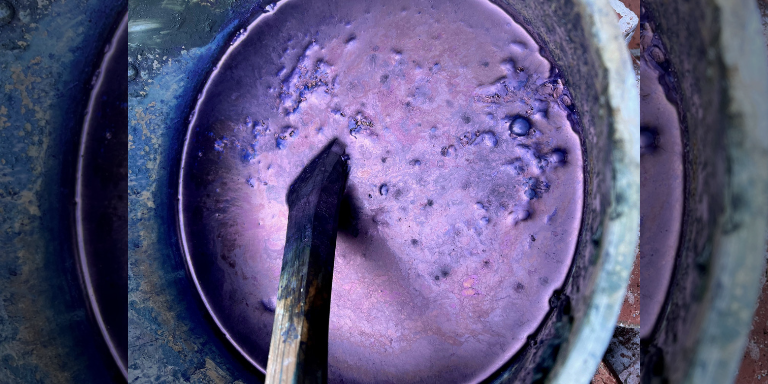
[735, 259, 768, 383]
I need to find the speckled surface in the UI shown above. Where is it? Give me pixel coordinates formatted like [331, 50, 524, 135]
[127, 1, 269, 382]
[0, 0, 126, 382]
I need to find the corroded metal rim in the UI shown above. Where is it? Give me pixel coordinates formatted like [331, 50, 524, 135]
[546, 0, 640, 382]
[684, 0, 768, 382]
[74, 11, 129, 380]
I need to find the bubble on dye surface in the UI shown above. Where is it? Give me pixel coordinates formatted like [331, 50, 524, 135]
[379, 184, 389, 196]
[549, 149, 567, 165]
[640, 127, 658, 152]
[509, 116, 531, 137]
[475, 131, 498, 147]
[524, 188, 536, 200]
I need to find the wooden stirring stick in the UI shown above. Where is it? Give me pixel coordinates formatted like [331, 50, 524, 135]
[265, 139, 349, 384]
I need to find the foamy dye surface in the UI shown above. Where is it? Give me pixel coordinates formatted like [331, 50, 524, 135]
[179, 0, 583, 382]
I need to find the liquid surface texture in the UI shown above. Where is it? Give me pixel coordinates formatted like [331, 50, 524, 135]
[179, 0, 583, 382]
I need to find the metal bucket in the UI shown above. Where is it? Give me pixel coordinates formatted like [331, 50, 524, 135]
[133, 0, 638, 382]
[0, 0, 638, 383]
[640, 1, 768, 383]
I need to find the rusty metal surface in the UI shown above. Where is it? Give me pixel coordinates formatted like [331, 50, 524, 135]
[0, 0, 127, 382]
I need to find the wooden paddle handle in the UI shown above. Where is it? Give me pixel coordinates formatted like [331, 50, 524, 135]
[265, 139, 349, 384]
